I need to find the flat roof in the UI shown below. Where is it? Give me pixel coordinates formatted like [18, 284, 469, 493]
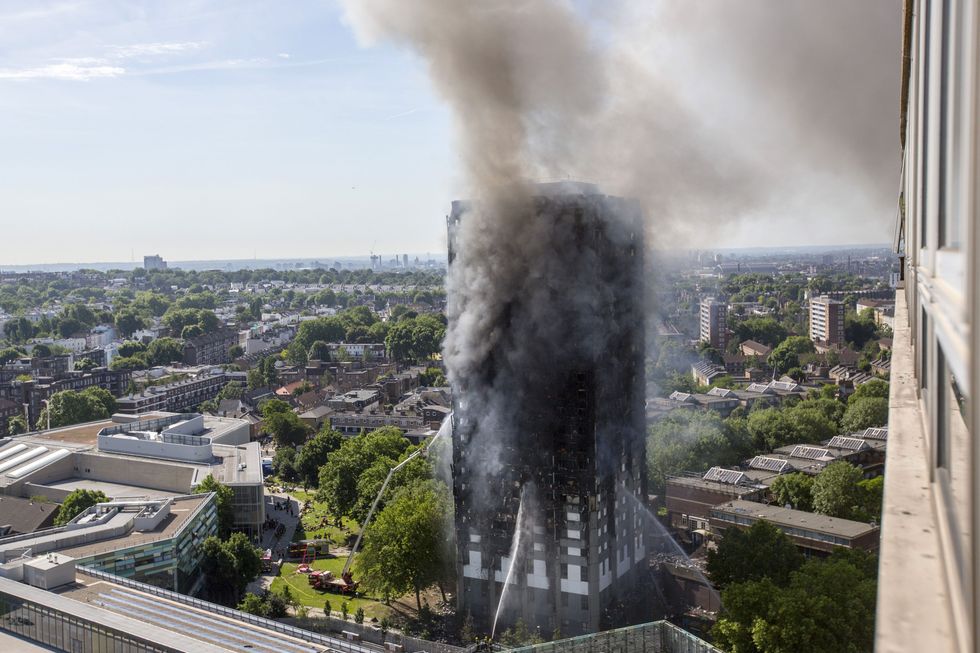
[667, 476, 764, 495]
[60, 573, 328, 653]
[39, 478, 179, 500]
[0, 575, 224, 653]
[712, 500, 878, 538]
[0, 495, 209, 562]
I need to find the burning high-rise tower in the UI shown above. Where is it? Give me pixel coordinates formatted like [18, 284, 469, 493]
[447, 182, 647, 636]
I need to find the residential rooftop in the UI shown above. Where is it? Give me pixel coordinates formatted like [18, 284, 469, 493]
[712, 499, 878, 539]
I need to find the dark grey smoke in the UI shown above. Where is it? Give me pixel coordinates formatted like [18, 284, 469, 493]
[341, 0, 900, 628]
[342, 0, 901, 245]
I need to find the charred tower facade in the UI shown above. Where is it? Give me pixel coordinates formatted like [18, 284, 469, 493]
[447, 183, 647, 636]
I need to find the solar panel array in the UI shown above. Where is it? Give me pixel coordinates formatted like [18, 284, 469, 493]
[707, 387, 736, 398]
[789, 445, 833, 460]
[746, 383, 774, 394]
[669, 391, 696, 403]
[749, 456, 793, 473]
[827, 436, 869, 451]
[769, 381, 801, 392]
[703, 467, 747, 485]
[863, 427, 889, 440]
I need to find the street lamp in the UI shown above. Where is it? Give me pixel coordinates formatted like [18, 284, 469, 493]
[40, 399, 51, 432]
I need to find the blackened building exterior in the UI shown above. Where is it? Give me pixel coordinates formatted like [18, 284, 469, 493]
[447, 183, 647, 636]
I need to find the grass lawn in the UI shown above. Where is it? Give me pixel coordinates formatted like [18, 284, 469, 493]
[270, 558, 391, 620]
[291, 497, 359, 546]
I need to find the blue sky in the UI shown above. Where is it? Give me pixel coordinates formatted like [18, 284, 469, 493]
[0, 0, 454, 265]
[0, 1, 900, 266]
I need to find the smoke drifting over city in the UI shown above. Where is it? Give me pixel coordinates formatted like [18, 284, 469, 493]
[341, 0, 901, 628]
[341, 0, 902, 247]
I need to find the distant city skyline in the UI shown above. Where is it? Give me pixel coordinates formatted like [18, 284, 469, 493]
[0, 1, 901, 265]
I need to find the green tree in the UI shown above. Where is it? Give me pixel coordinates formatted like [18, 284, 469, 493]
[0, 347, 24, 365]
[769, 473, 814, 511]
[840, 396, 888, 433]
[647, 410, 750, 493]
[419, 367, 447, 387]
[272, 447, 299, 483]
[317, 427, 416, 519]
[74, 357, 98, 372]
[84, 387, 116, 416]
[857, 476, 884, 522]
[117, 340, 148, 358]
[146, 337, 184, 365]
[261, 399, 292, 417]
[845, 309, 878, 349]
[355, 479, 452, 610]
[811, 461, 865, 519]
[308, 340, 332, 362]
[194, 475, 235, 538]
[237, 592, 268, 616]
[200, 533, 262, 605]
[715, 551, 877, 653]
[229, 344, 244, 359]
[264, 410, 311, 448]
[109, 355, 149, 371]
[767, 336, 815, 374]
[706, 521, 803, 589]
[294, 428, 343, 488]
[850, 379, 889, 402]
[746, 408, 792, 451]
[36, 387, 114, 429]
[247, 368, 265, 390]
[784, 404, 836, 444]
[55, 489, 109, 526]
[114, 308, 146, 338]
[731, 317, 788, 348]
[7, 415, 28, 435]
[798, 397, 845, 429]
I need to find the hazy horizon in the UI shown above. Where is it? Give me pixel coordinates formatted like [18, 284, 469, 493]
[1, 1, 901, 265]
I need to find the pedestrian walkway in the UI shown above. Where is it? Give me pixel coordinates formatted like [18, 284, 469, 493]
[247, 490, 301, 595]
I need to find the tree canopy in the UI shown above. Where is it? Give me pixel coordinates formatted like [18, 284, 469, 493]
[193, 474, 235, 538]
[55, 489, 109, 526]
[294, 428, 343, 488]
[767, 336, 815, 374]
[36, 387, 116, 429]
[354, 479, 452, 609]
[769, 473, 815, 512]
[200, 533, 262, 605]
[706, 520, 803, 589]
[316, 427, 417, 520]
[713, 549, 877, 653]
[841, 397, 888, 433]
[811, 461, 866, 520]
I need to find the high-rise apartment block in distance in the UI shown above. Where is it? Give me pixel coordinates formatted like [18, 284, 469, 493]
[447, 183, 647, 636]
[143, 254, 167, 271]
[808, 295, 844, 345]
[875, 2, 978, 652]
[699, 297, 728, 351]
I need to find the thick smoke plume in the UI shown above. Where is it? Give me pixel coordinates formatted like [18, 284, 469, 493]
[341, 0, 901, 474]
[341, 0, 900, 628]
[342, 0, 902, 246]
